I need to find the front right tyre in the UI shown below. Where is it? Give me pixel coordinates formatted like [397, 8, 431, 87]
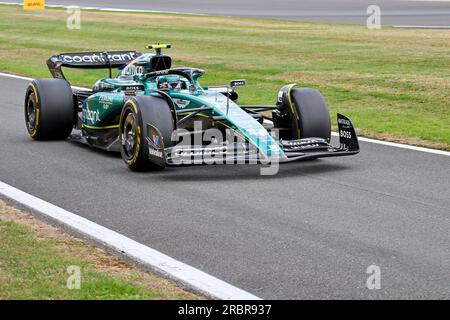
[273, 85, 331, 141]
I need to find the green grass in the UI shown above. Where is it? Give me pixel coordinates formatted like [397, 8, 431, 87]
[0, 203, 198, 300]
[0, 5, 449, 149]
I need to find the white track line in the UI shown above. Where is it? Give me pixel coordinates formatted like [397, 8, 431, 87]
[403, 0, 450, 2]
[0, 73, 86, 90]
[0, 72, 32, 81]
[392, 25, 450, 29]
[3, 1, 450, 30]
[0, 2, 207, 16]
[2, 72, 448, 156]
[330, 133, 449, 156]
[0, 180, 260, 300]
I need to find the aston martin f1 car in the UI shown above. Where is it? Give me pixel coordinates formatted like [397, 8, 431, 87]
[24, 43, 359, 171]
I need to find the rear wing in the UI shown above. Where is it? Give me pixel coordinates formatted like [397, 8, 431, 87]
[46, 51, 141, 80]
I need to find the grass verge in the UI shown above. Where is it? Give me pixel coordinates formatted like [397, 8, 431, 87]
[0, 199, 201, 300]
[0, 5, 448, 149]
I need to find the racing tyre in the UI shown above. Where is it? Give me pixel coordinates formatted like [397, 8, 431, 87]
[24, 78, 75, 140]
[119, 96, 175, 171]
[275, 87, 331, 141]
[291, 88, 331, 140]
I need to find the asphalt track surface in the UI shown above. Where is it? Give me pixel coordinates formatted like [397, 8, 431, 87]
[42, 0, 450, 26]
[1, 75, 449, 299]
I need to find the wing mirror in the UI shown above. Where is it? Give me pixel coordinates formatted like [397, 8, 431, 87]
[226, 80, 246, 114]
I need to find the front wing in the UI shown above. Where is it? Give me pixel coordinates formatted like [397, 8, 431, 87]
[163, 113, 359, 165]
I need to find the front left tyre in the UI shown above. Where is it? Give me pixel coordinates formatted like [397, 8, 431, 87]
[24, 79, 75, 140]
[119, 95, 175, 171]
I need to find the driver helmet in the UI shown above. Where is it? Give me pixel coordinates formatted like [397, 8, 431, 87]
[157, 75, 183, 90]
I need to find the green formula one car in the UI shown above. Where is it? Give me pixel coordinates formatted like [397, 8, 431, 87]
[24, 43, 359, 171]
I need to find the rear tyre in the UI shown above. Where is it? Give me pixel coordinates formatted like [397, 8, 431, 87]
[119, 96, 175, 171]
[24, 79, 75, 140]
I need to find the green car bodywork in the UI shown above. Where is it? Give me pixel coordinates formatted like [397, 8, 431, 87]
[83, 52, 283, 157]
[26, 44, 359, 170]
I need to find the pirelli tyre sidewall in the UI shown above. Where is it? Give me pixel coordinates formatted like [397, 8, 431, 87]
[119, 96, 175, 171]
[24, 79, 75, 140]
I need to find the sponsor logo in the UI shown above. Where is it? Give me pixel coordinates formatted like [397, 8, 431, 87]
[99, 95, 113, 109]
[147, 133, 161, 149]
[340, 130, 352, 139]
[152, 134, 159, 146]
[338, 118, 351, 126]
[122, 85, 145, 92]
[146, 125, 164, 159]
[230, 79, 246, 87]
[148, 148, 164, 158]
[24, 0, 45, 10]
[173, 99, 190, 109]
[83, 106, 100, 123]
[280, 138, 328, 151]
[172, 146, 229, 159]
[281, 138, 325, 146]
[126, 65, 144, 76]
[61, 52, 138, 64]
[153, 70, 169, 76]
